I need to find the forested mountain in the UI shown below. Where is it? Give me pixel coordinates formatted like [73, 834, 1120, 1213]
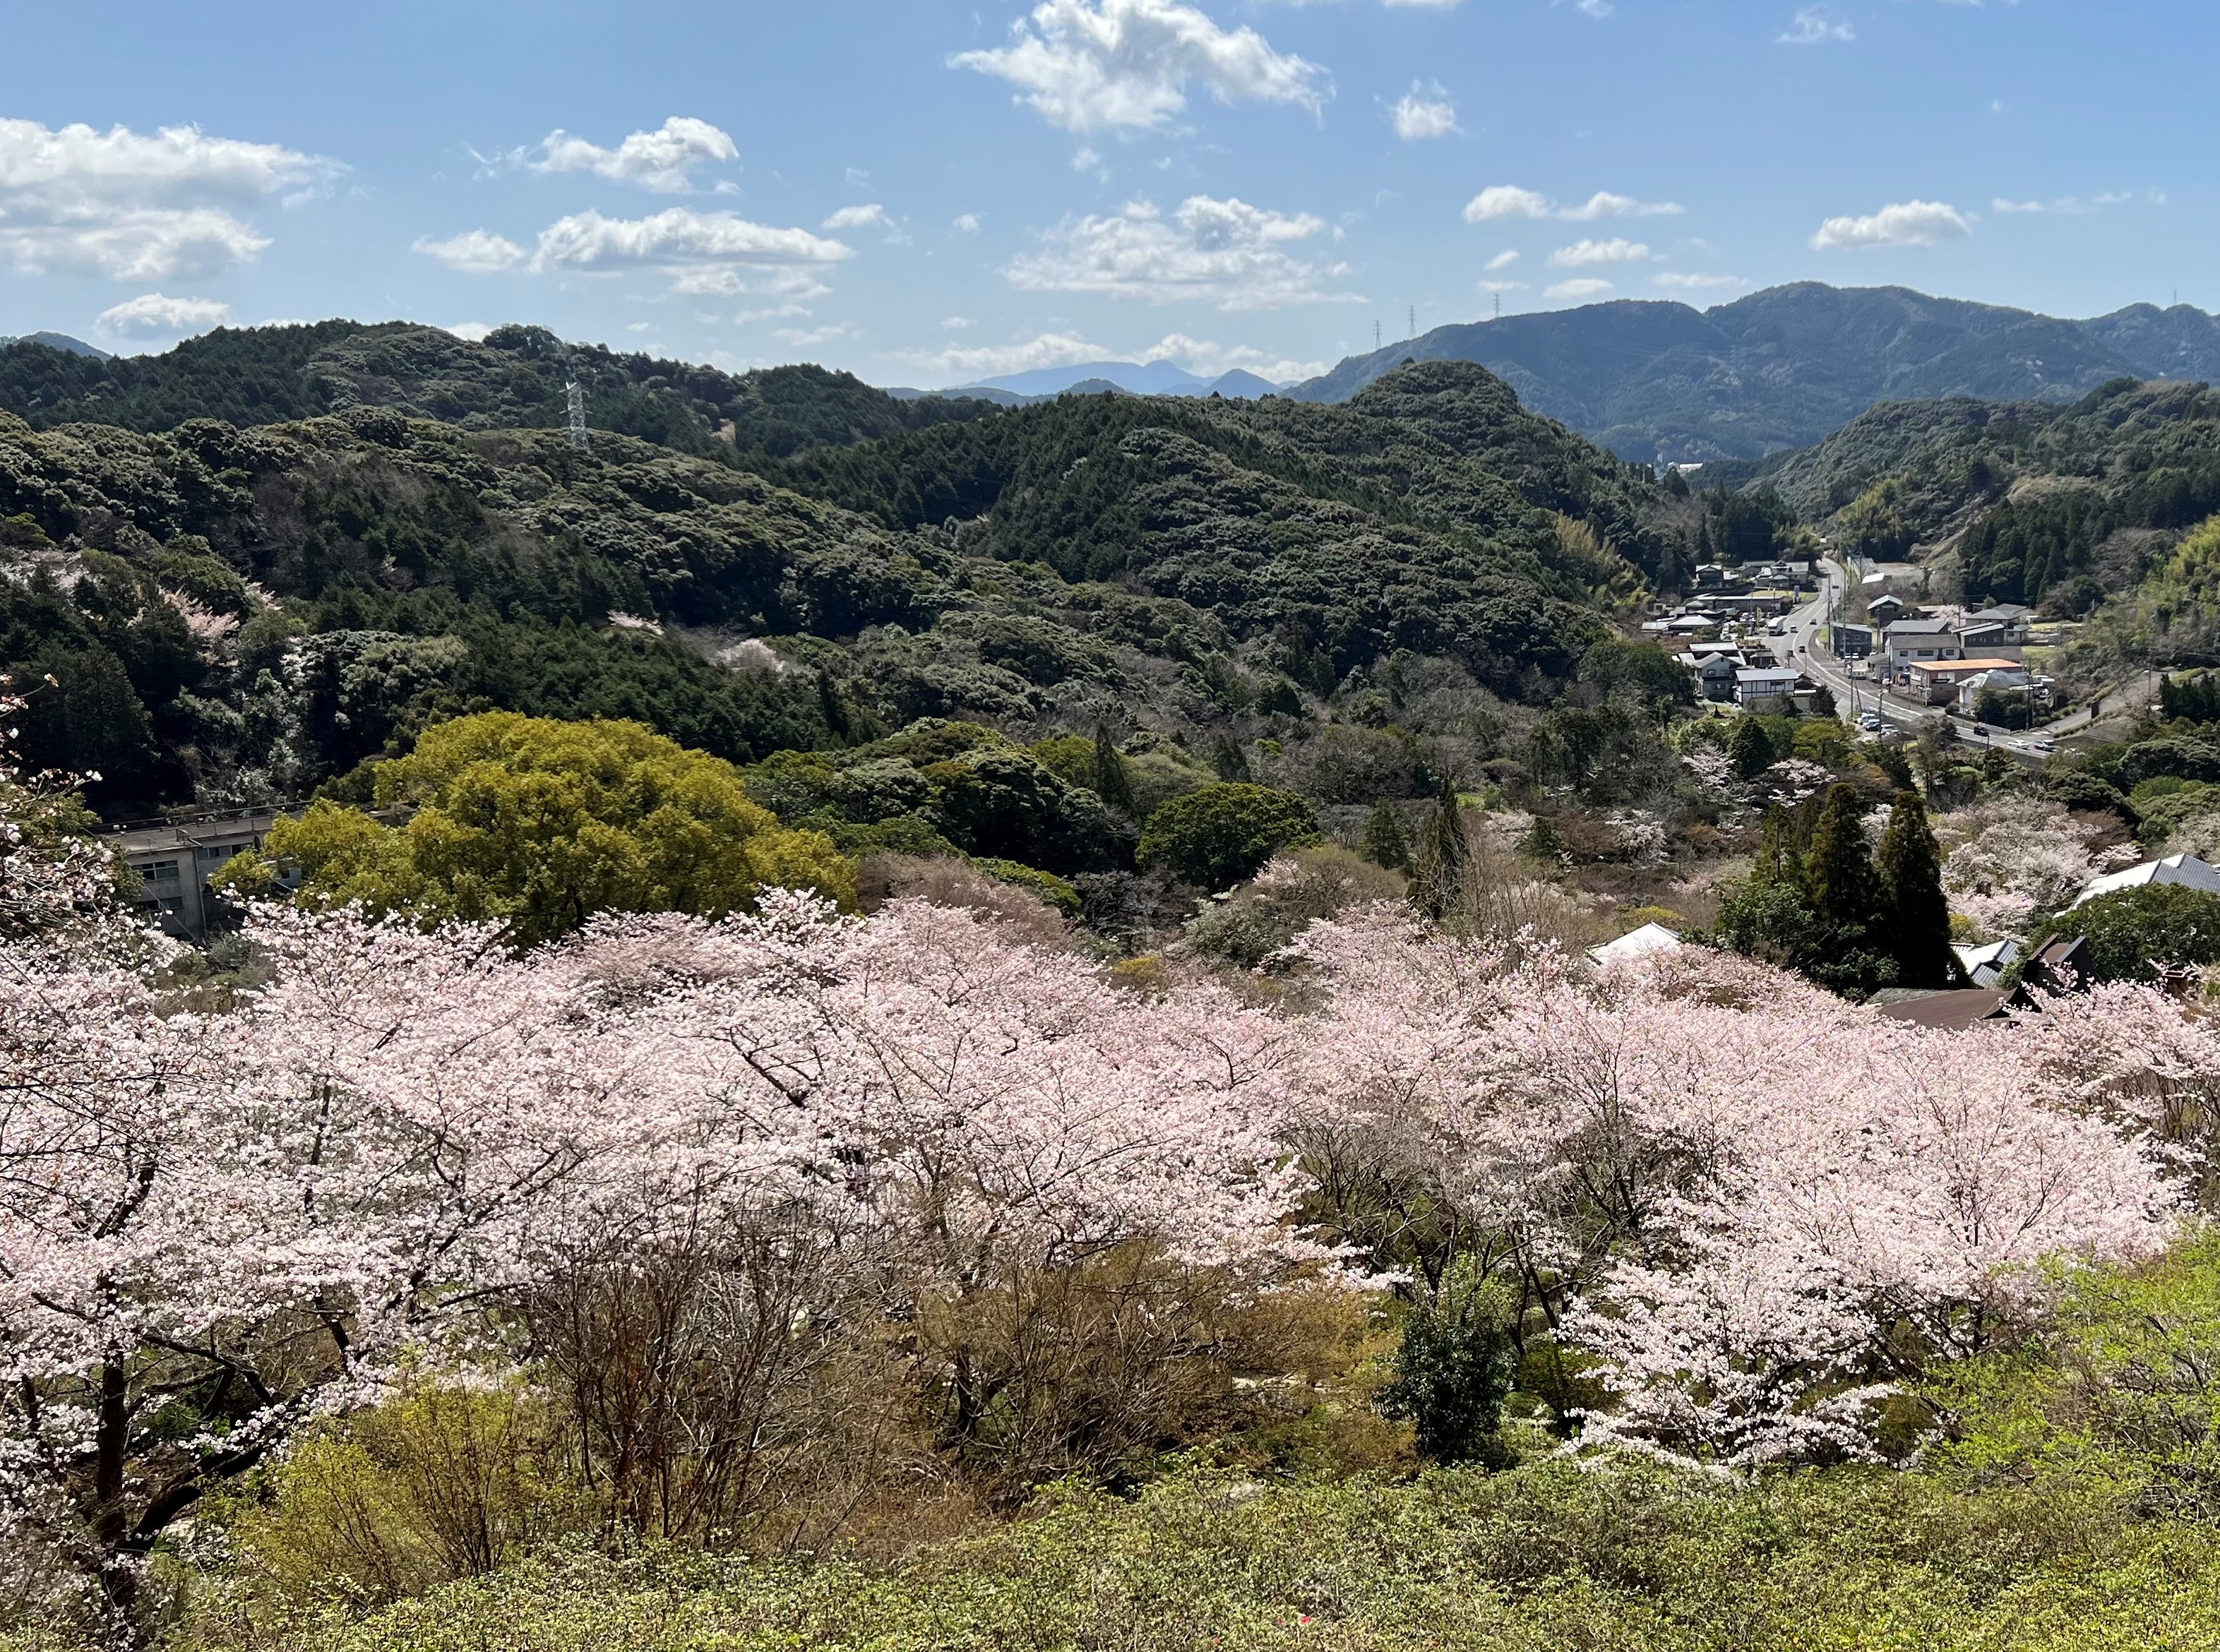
[0, 331, 108, 360]
[1744, 377, 2220, 606]
[0, 356, 1670, 819]
[1291, 284, 2220, 463]
[0, 321, 1001, 456]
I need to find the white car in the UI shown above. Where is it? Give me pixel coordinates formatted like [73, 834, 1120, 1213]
[1858, 712, 1882, 731]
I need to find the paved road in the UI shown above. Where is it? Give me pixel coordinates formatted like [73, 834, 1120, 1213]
[1770, 564, 2059, 763]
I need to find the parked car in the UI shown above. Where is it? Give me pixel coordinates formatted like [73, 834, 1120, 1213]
[1858, 712, 1882, 731]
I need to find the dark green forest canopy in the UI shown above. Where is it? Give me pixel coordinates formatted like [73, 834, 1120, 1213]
[0, 322, 1003, 457]
[0, 354, 1669, 823]
[1736, 378, 2220, 611]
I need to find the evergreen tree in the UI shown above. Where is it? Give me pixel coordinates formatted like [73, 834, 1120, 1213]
[1211, 735, 1253, 783]
[1729, 716, 1774, 780]
[1804, 784, 1887, 939]
[1752, 803, 1805, 892]
[1412, 784, 1472, 917]
[1090, 722, 1137, 816]
[1878, 790, 1956, 988]
[1362, 800, 1412, 871]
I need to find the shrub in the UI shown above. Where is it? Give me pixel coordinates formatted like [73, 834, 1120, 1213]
[2024, 882, 2220, 983]
[1376, 1260, 1519, 1466]
[220, 712, 854, 947]
[1136, 784, 1320, 890]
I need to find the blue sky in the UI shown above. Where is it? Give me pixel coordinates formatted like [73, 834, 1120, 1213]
[0, 0, 2206, 385]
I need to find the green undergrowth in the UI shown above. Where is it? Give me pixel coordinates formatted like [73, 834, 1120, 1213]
[162, 1461, 2220, 1652]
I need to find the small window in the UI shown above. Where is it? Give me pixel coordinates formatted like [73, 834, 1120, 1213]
[142, 859, 181, 882]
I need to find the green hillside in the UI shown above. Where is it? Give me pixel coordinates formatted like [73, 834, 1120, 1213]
[0, 358, 1666, 821]
[0, 321, 1000, 457]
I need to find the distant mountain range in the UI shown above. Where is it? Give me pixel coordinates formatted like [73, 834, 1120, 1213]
[1287, 283, 2220, 465]
[0, 331, 108, 360]
[887, 359, 1285, 405]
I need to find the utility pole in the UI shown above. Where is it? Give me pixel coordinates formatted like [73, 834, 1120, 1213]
[1493, 293, 1501, 322]
[1408, 304, 1417, 340]
[1373, 319, 1382, 351]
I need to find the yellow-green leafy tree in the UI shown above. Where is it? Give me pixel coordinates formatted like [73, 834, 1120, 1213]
[220, 712, 853, 947]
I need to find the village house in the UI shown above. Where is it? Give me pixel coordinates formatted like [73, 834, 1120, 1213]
[1884, 616, 1964, 671]
[1899, 657, 2027, 706]
[1735, 666, 1803, 710]
[1832, 622, 1875, 659]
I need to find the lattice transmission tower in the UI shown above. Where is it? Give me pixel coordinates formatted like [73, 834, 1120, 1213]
[565, 376, 592, 453]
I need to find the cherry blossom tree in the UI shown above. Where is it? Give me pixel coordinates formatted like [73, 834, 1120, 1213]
[1937, 796, 2140, 940]
[1283, 905, 2183, 1467]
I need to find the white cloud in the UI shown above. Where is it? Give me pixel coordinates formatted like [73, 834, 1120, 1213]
[1811, 198, 1971, 249]
[1548, 237, 1649, 266]
[900, 330, 1113, 380]
[412, 229, 527, 273]
[1462, 184, 1681, 223]
[1004, 193, 1358, 309]
[1653, 271, 1750, 291]
[1778, 6, 1854, 44]
[1140, 330, 1327, 381]
[444, 322, 495, 342]
[1991, 191, 2134, 215]
[92, 292, 232, 340]
[1463, 185, 1551, 221]
[1476, 280, 1527, 292]
[1546, 277, 1613, 299]
[943, 316, 976, 328]
[776, 323, 854, 348]
[734, 301, 816, 323]
[822, 203, 888, 230]
[1390, 83, 1460, 140]
[1484, 249, 1520, 271]
[0, 118, 340, 280]
[952, 213, 984, 233]
[951, 0, 1330, 134]
[532, 208, 855, 293]
[1576, 0, 1614, 16]
[520, 116, 737, 193]
[888, 325, 1323, 387]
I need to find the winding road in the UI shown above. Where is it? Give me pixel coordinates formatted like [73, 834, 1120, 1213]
[1773, 563, 2062, 764]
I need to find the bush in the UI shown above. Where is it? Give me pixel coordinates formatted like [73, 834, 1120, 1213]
[1376, 1259, 1518, 1466]
[220, 712, 854, 947]
[218, 1382, 578, 1612]
[1183, 846, 1402, 969]
[2045, 767, 2139, 826]
[2024, 882, 2220, 983]
[1136, 784, 1320, 890]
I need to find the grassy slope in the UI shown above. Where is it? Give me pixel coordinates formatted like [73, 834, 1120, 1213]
[205, 1464, 2220, 1652]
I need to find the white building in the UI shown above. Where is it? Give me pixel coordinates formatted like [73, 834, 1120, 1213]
[2074, 853, 2220, 909]
[1953, 938, 2019, 988]
[112, 812, 290, 939]
[1735, 666, 1803, 709]
[1884, 618, 1964, 671]
[1592, 923, 1684, 966]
